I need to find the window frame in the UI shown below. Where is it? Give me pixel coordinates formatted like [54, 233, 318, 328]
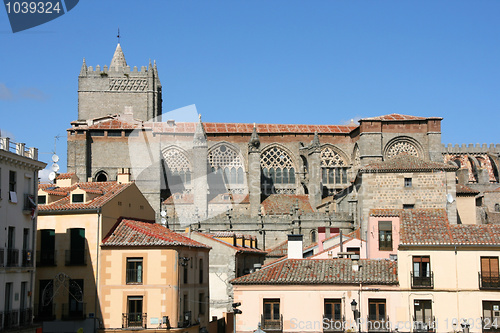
[378, 221, 393, 251]
[324, 298, 342, 320]
[368, 298, 386, 322]
[404, 177, 412, 188]
[126, 257, 144, 284]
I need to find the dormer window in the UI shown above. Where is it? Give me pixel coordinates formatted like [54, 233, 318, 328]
[38, 195, 47, 205]
[72, 194, 84, 203]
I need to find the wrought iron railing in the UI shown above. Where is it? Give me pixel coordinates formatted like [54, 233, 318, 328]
[37, 250, 57, 266]
[122, 313, 147, 328]
[6, 249, 19, 267]
[21, 250, 32, 267]
[479, 273, 500, 289]
[4, 310, 19, 329]
[261, 314, 283, 332]
[65, 249, 86, 266]
[19, 308, 32, 326]
[411, 272, 434, 289]
[61, 303, 86, 320]
[412, 316, 436, 332]
[367, 315, 390, 332]
[323, 314, 345, 332]
[34, 303, 56, 321]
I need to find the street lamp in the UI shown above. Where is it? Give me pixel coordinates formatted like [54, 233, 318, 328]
[351, 300, 360, 333]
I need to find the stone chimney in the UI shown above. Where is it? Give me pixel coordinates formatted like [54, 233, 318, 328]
[287, 234, 303, 259]
[117, 168, 132, 183]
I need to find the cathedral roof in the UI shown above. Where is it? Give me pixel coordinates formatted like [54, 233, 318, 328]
[110, 43, 127, 68]
[360, 114, 441, 121]
[261, 194, 314, 215]
[359, 154, 458, 173]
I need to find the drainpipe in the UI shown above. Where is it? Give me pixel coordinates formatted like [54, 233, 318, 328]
[94, 207, 102, 333]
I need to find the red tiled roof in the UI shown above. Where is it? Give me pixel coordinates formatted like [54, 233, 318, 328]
[360, 114, 433, 121]
[102, 218, 210, 248]
[370, 208, 500, 246]
[360, 154, 458, 173]
[231, 258, 398, 285]
[55, 172, 76, 180]
[162, 194, 194, 205]
[262, 194, 314, 215]
[193, 232, 266, 254]
[87, 119, 140, 130]
[456, 184, 480, 196]
[38, 181, 133, 212]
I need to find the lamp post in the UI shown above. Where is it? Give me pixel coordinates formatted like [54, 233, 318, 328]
[351, 300, 360, 333]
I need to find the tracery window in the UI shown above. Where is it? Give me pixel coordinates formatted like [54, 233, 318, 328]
[261, 147, 295, 184]
[321, 147, 348, 185]
[386, 141, 419, 159]
[208, 145, 245, 185]
[162, 148, 191, 185]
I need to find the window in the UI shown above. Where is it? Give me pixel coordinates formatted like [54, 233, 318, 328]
[346, 247, 360, 256]
[67, 228, 85, 265]
[482, 301, 500, 330]
[208, 145, 245, 185]
[198, 293, 205, 315]
[9, 170, 17, 202]
[404, 177, 412, 187]
[311, 230, 316, 243]
[403, 204, 415, 209]
[324, 299, 342, 320]
[162, 148, 192, 186]
[378, 221, 392, 251]
[368, 299, 386, 321]
[413, 300, 433, 331]
[126, 296, 144, 328]
[7, 227, 17, 267]
[22, 228, 30, 267]
[412, 256, 432, 288]
[183, 264, 188, 284]
[90, 131, 105, 137]
[67, 279, 84, 318]
[40, 229, 55, 266]
[261, 147, 296, 187]
[495, 203, 500, 213]
[199, 259, 203, 284]
[480, 257, 500, 289]
[38, 280, 54, 319]
[95, 171, 108, 182]
[321, 147, 348, 186]
[107, 131, 122, 137]
[38, 195, 46, 205]
[262, 299, 281, 330]
[126, 258, 143, 284]
[72, 194, 84, 203]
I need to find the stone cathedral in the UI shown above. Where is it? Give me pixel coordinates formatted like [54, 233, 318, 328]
[67, 44, 500, 248]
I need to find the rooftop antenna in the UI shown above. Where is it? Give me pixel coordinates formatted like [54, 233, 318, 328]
[117, 27, 120, 43]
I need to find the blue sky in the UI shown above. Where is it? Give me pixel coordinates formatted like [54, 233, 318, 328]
[1, 1, 499, 175]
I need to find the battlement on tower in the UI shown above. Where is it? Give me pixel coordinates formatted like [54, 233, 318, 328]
[442, 143, 500, 154]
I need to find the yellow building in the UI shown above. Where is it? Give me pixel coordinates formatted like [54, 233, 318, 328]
[35, 172, 155, 332]
[100, 218, 210, 332]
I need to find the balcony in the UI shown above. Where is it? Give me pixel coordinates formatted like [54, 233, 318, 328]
[21, 250, 33, 267]
[62, 303, 86, 320]
[4, 310, 19, 329]
[122, 313, 147, 329]
[479, 273, 500, 290]
[34, 303, 56, 321]
[65, 249, 87, 266]
[412, 316, 436, 332]
[37, 250, 57, 266]
[261, 314, 283, 332]
[367, 316, 391, 332]
[323, 315, 345, 332]
[23, 194, 36, 214]
[6, 249, 19, 267]
[411, 272, 434, 289]
[19, 308, 33, 326]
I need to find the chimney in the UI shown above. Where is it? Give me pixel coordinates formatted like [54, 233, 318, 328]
[117, 168, 132, 183]
[352, 258, 359, 272]
[318, 227, 326, 253]
[287, 234, 303, 259]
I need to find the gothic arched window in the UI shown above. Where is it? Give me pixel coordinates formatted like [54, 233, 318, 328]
[208, 145, 245, 185]
[162, 148, 192, 185]
[321, 147, 348, 185]
[95, 171, 108, 182]
[261, 146, 295, 184]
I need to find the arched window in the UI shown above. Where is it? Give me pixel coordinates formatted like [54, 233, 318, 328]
[208, 144, 245, 185]
[495, 203, 500, 213]
[260, 146, 295, 184]
[95, 171, 108, 182]
[321, 147, 348, 186]
[310, 230, 316, 243]
[162, 148, 192, 185]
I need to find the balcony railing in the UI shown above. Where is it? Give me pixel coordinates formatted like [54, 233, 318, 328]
[21, 249, 33, 267]
[34, 303, 56, 321]
[37, 250, 57, 266]
[19, 308, 32, 326]
[126, 268, 143, 284]
[4, 310, 19, 329]
[65, 249, 86, 266]
[367, 316, 391, 332]
[0, 248, 4, 267]
[6, 249, 19, 267]
[482, 317, 500, 332]
[412, 316, 436, 332]
[479, 273, 500, 290]
[23, 194, 36, 213]
[62, 303, 86, 320]
[122, 313, 147, 329]
[323, 314, 345, 332]
[261, 314, 283, 332]
[411, 272, 434, 289]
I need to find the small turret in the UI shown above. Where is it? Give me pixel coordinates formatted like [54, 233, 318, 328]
[193, 114, 207, 148]
[110, 43, 127, 69]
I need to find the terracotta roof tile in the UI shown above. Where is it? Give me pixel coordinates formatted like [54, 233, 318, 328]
[456, 184, 480, 196]
[360, 154, 458, 173]
[55, 172, 76, 180]
[102, 218, 210, 248]
[262, 194, 314, 215]
[231, 258, 398, 285]
[360, 114, 432, 121]
[38, 181, 133, 212]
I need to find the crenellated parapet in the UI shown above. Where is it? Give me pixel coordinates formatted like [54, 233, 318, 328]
[442, 143, 500, 154]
